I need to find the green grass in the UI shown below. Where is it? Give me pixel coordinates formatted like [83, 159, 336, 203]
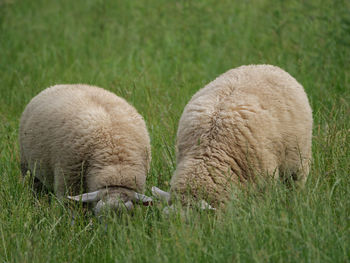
[1, 0, 350, 262]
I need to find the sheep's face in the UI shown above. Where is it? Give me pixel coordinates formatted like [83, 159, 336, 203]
[68, 187, 153, 216]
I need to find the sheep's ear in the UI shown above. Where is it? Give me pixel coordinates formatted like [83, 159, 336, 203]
[67, 190, 101, 203]
[151, 186, 171, 204]
[134, 192, 153, 206]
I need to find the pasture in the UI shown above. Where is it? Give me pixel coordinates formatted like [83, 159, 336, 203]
[0, 0, 349, 262]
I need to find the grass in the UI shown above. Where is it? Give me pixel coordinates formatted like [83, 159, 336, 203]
[0, 0, 349, 262]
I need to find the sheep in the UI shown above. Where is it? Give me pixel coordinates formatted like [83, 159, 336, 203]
[153, 64, 313, 208]
[19, 84, 152, 215]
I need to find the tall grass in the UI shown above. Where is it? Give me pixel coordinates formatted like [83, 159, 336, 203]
[0, 0, 349, 262]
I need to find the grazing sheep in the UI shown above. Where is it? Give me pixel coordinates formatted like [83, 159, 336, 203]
[19, 84, 152, 214]
[155, 65, 312, 208]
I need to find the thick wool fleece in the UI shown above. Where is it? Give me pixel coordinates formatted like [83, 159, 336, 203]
[170, 65, 313, 207]
[20, 84, 151, 197]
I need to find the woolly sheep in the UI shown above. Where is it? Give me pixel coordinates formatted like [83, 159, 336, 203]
[153, 64, 312, 208]
[19, 84, 152, 215]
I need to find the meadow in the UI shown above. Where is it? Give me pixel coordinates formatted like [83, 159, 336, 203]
[0, 0, 349, 262]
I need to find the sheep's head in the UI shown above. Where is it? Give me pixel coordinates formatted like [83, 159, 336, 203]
[151, 186, 216, 213]
[67, 187, 153, 216]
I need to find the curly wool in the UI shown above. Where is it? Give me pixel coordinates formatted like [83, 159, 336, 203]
[170, 65, 313, 207]
[19, 84, 151, 197]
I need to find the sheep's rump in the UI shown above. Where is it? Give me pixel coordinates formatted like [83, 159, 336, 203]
[171, 65, 312, 205]
[20, 85, 151, 196]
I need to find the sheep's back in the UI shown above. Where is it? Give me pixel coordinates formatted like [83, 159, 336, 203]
[172, 65, 312, 204]
[19, 85, 151, 191]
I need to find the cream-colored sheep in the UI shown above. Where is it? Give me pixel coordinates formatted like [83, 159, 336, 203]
[155, 65, 312, 208]
[19, 84, 152, 214]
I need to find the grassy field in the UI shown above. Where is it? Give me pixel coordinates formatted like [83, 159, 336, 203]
[1, 0, 350, 262]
